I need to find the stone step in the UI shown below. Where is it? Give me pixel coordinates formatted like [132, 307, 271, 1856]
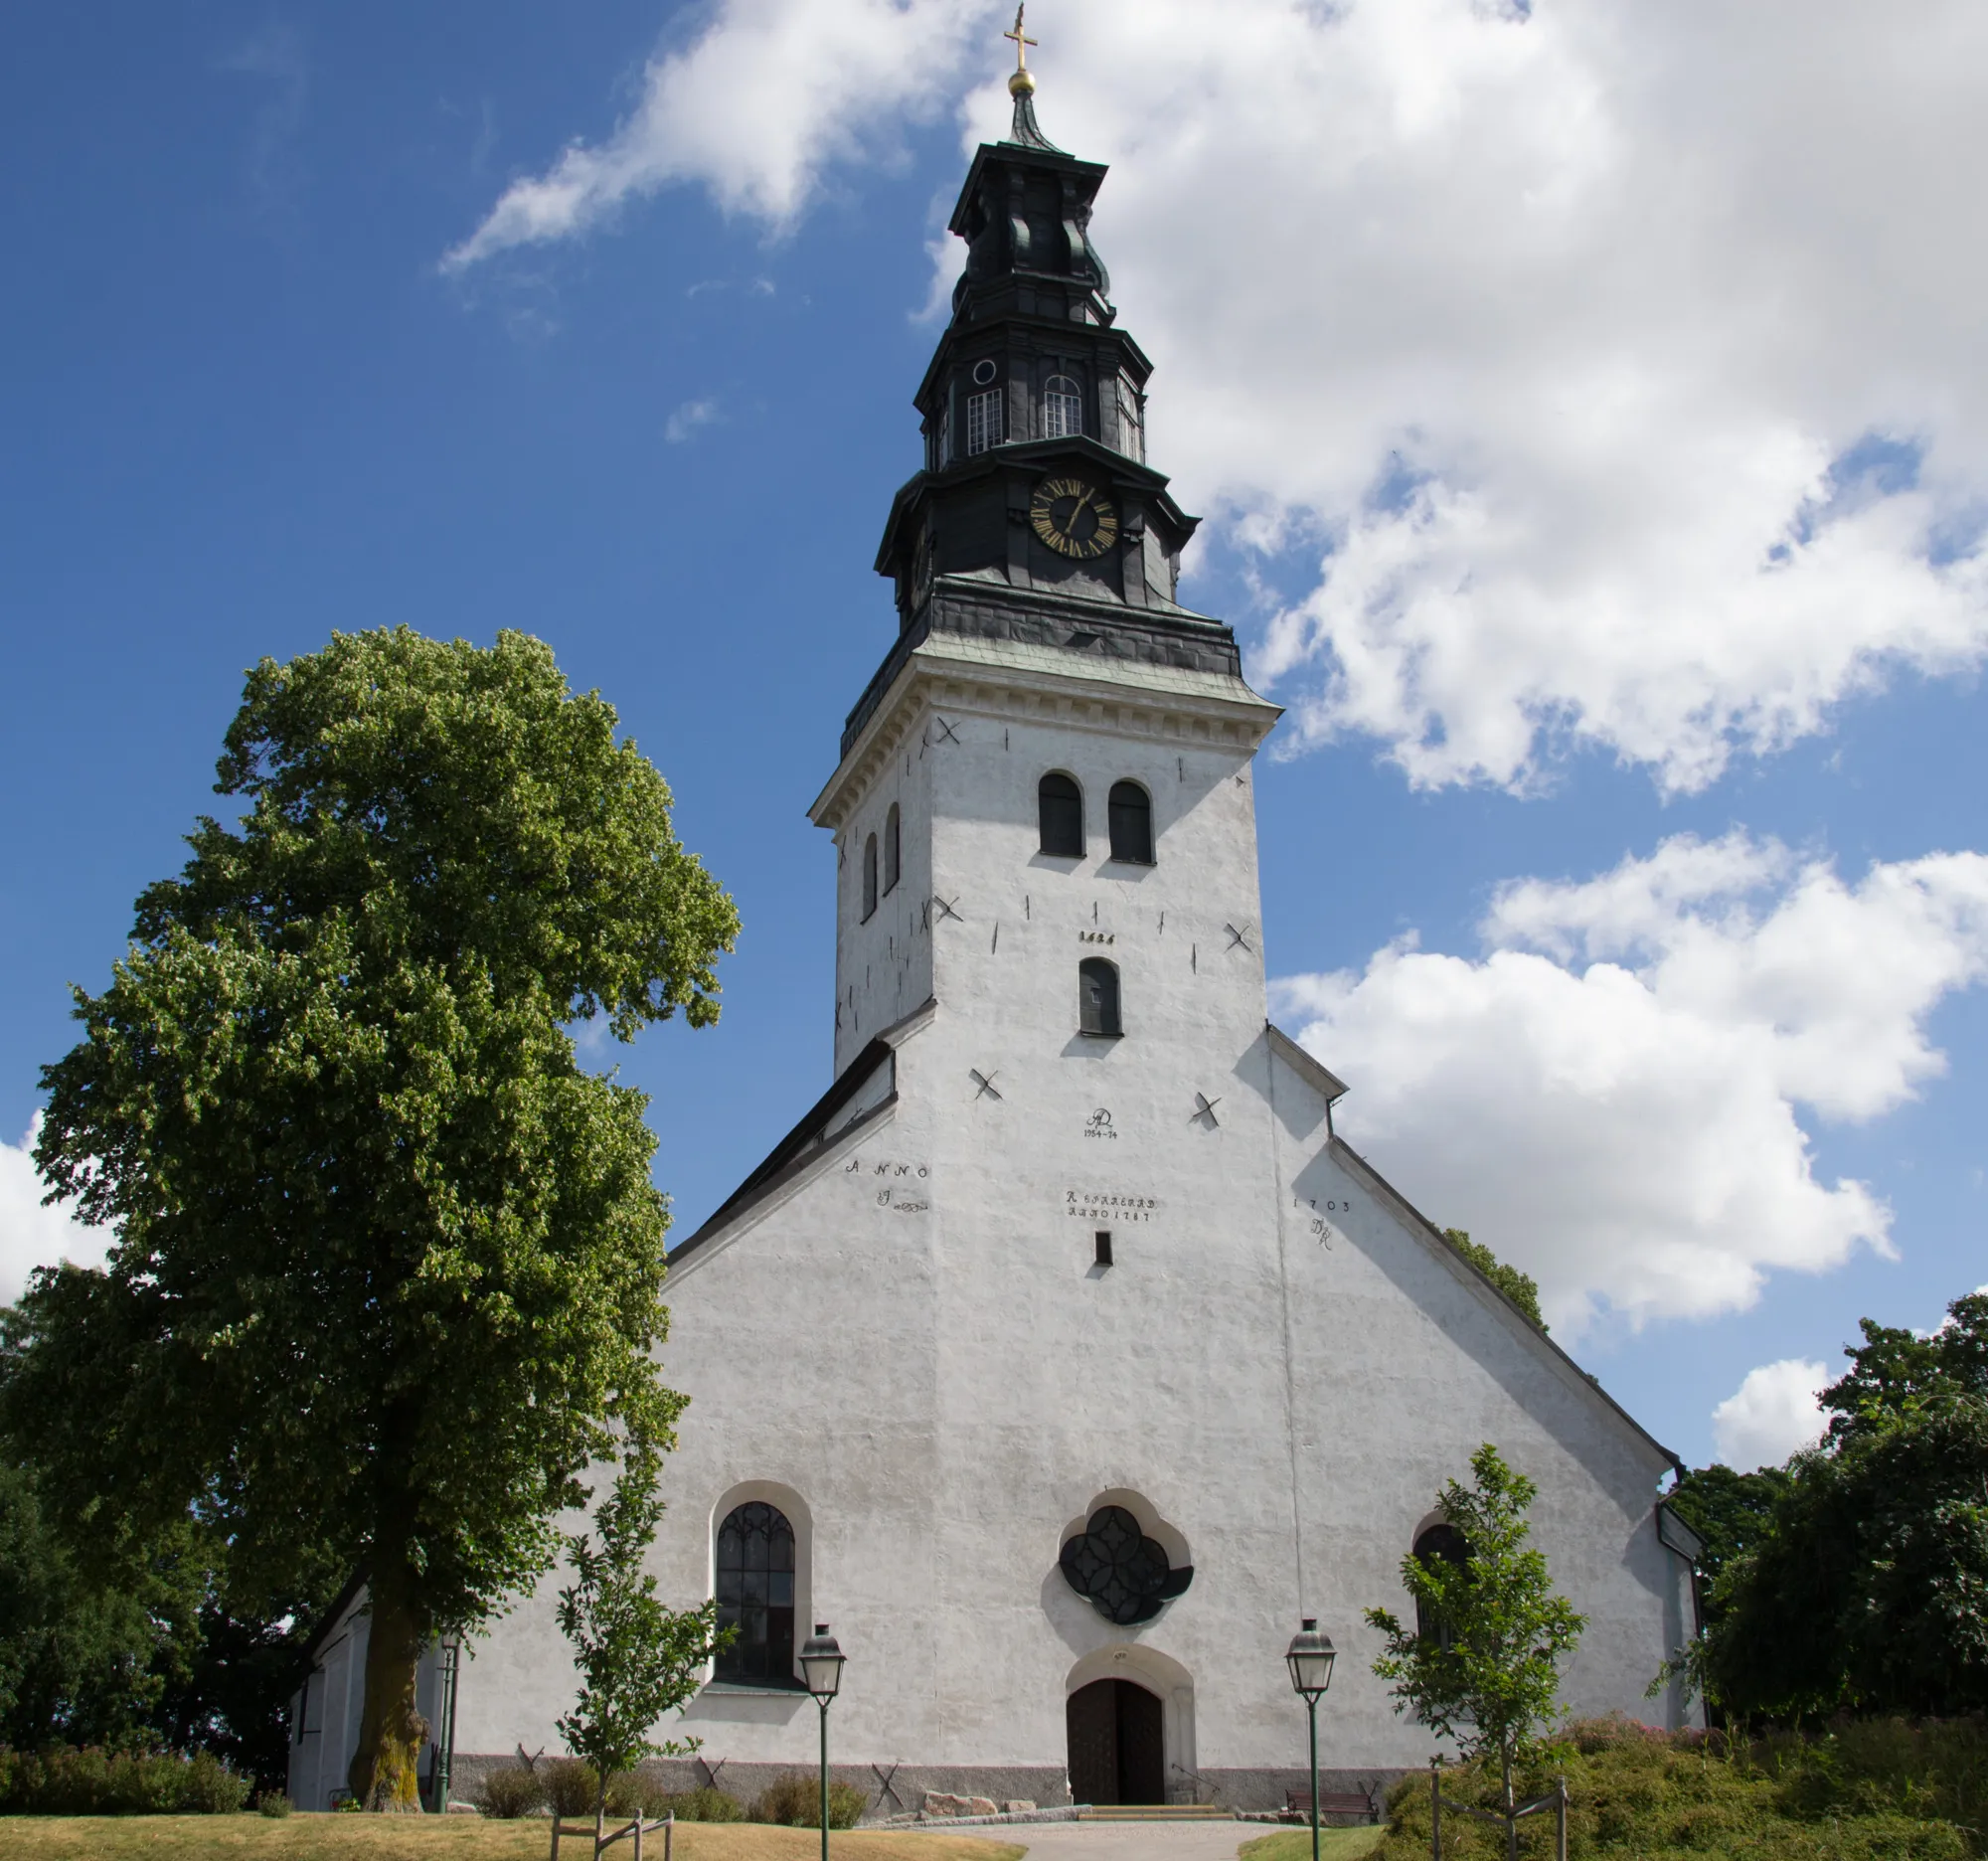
[1078, 1804, 1233, 1821]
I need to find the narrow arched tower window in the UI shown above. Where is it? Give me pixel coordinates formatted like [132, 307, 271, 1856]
[1078, 957, 1121, 1037]
[715, 1502, 797, 1685]
[1044, 374, 1083, 439]
[1412, 1523, 1471, 1650]
[862, 833, 879, 922]
[884, 803, 902, 895]
[1039, 772, 1083, 857]
[1107, 781, 1153, 864]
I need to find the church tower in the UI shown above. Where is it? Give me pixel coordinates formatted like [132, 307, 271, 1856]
[818, 52, 1276, 1088]
[377, 34, 1699, 1822]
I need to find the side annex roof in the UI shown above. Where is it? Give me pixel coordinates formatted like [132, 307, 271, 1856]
[668, 997, 936, 1269]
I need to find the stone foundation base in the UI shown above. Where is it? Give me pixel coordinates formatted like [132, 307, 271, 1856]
[446, 1755, 1412, 1825]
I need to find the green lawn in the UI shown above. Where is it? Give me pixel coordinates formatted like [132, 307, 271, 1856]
[1239, 1828, 1388, 1860]
[0, 1818, 1026, 1861]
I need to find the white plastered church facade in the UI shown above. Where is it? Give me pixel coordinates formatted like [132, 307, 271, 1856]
[290, 76, 1700, 1819]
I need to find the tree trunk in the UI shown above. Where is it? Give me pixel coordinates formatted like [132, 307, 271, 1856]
[346, 1551, 430, 1812]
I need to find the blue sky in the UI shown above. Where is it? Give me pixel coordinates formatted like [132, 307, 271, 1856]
[4, 0, 1985, 1472]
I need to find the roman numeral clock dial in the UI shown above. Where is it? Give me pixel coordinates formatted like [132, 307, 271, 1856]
[1031, 474, 1119, 560]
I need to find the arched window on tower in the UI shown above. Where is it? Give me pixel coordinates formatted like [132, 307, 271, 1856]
[714, 1501, 797, 1686]
[1044, 374, 1084, 439]
[884, 803, 902, 895]
[862, 833, 879, 922]
[1107, 781, 1154, 865]
[1039, 772, 1084, 858]
[1078, 957, 1121, 1038]
[1412, 1523, 1472, 1651]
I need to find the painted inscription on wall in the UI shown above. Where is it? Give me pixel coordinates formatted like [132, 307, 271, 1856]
[1067, 1190, 1160, 1224]
[1084, 1108, 1117, 1140]
[846, 1154, 931, 1213]
[1296, 1194, 1353, 1249]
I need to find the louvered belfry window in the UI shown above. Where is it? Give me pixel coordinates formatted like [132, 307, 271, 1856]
[1039, 772, 1083, 856]
[1107, 781, 1153, 864]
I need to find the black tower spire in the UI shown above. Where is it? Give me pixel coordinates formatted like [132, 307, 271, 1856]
[856, 37, 1237, 758]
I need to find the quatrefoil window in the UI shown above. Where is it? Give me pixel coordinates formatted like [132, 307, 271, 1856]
[1059, 1505, 1194, 1625]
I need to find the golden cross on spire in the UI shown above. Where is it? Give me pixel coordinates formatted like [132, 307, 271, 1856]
[1004, 4, 1037, 76]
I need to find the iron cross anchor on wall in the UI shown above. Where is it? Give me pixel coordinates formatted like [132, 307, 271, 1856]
[1191, 1093, 1222, 1127]
[1224, 922, 1254, 952]
[970, 1069, 1003, 1100]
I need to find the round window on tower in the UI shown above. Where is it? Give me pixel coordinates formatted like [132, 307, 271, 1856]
[972, 358, 998, 386]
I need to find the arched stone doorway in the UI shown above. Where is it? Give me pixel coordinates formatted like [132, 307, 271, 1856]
[1066, 1676, 1165, 1806]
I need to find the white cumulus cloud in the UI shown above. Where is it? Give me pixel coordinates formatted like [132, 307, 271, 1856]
[1276, 834, 1988, 1336]
[447, 0, 1988, 793]
[1712, 1359, 1828, 1470]
[0, 1115, 113, 1307]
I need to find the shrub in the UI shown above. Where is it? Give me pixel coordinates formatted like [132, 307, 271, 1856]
[750, 1772, 866, 1829]
[544, 1757, 601, 1819]
[255, 1789, 293, 1817]
[663, 1784, 746, 1822]
[0, 1746, 250, 1815]
[1374, 1721, 1978, 1860]
[478, 1764, 548, 1819]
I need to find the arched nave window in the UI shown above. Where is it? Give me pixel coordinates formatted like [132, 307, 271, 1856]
[1039, 771, 1083, 858]
[1412, 1522, 1471, 1650]
[1107, 780, 1153, 865]
[884, 803, 901, 895]
[714, 1501, 797, 1685]
[861, 832, 879, 922]
[1078, 957, 1121, 1038]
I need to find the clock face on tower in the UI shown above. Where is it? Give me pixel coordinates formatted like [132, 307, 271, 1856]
[1031, 474, 1120, 560]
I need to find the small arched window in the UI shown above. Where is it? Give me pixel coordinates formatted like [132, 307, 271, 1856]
[862, 833, 879, 922]
[1039, 772, 1083, 858]
[884, 803, 902, 895]
[1107, 781, 1154, 865]
[1413, 1524, 1472, 1649]
[715, 1502, 797, 1685]
[1078, 958, 1121, 1037]
[1044, 374, 1083, 439]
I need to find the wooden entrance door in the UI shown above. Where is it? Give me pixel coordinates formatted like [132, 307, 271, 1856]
[1066, 1677, 1166, 1805]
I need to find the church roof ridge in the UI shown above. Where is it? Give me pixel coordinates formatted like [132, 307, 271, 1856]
[1324, 1132, 1686, 1476]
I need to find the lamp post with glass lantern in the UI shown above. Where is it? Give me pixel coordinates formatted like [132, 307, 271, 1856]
[798, 1622, 846, 1861]
[1285, 1618, 1338, 1861]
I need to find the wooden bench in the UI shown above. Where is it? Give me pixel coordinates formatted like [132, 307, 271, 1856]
[1288, 1787, 1380, 1825]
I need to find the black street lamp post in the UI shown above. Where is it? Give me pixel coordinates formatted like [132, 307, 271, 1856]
[1284, 1618, 1338, 1861]
[799, 1622, 847, 1861]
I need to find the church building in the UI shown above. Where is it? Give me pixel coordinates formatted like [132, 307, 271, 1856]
[289, 49, 1700, 1820]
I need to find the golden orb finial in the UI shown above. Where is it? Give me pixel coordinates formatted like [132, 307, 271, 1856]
[1009, 66, 1037, 98]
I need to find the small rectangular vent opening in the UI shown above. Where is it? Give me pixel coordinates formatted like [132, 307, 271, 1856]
[1094, 1230, 1113, 1268]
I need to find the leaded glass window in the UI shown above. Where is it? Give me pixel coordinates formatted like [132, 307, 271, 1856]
[714, 1502, 797, 1685]
[966, 389, 1003, 455]
[1044, 374, 1083, 439]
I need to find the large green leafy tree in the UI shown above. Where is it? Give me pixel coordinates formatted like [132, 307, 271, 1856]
[1703, 1291, 1988, 1720]
[1, 627, 738, 1809]
[1367, 1443, 1585, 1826]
